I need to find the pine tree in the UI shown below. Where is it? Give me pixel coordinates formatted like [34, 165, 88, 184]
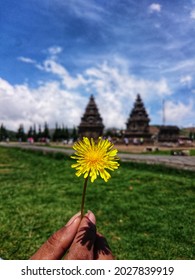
[71, 126, 78, 142]
[37, 125, 42, 141]
[43, 122, 50, 139]
[0, 124, 8, 141]
[53, 123, 60, 142]
[33, 124, 37, 142]
[64, 127, 69, 141]
[16, 124, 26, 142]
[27, 126, 33, 138]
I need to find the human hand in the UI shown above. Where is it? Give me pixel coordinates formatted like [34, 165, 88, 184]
[30, 211, 114, 260]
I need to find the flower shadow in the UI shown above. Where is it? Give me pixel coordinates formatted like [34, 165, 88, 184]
[76, 219, 112, 259]
[94, 233, 112, 259]
[76, 220, 96, 250]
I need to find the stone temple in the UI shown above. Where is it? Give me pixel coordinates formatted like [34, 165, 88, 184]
[158, 125, 180, 142]
[125, 94, 151, 141]
[78, 95, 104, 139]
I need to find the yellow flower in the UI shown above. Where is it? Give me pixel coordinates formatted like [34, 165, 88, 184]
[71, 137, 120, 182]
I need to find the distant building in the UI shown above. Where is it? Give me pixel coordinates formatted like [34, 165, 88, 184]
[78, 95, 104, 139]
[125, 94, 151, 142]
[158, 125, 180, 142]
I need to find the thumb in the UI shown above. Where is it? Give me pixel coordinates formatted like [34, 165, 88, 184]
[65, 211, 96, 260]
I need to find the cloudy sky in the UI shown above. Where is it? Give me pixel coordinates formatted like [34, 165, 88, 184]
[1, 0, 195, 131]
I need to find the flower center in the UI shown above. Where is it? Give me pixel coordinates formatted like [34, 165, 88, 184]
[86, 150, 102, 165]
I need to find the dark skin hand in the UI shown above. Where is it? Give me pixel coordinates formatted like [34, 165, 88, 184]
[30, 211, 114, 260]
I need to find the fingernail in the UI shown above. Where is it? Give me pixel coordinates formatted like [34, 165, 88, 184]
[66, 212, 81, 227]
[86, 210, 96, 224]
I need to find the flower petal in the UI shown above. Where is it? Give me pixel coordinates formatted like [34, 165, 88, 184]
[71, 137, 120, 182]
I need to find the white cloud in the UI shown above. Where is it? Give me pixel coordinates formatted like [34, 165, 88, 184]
[163, 99, 194, 126]
[18, 57, 36, 64]
[0, 77, 86, 131]
[0, 77, 15, 95]
[1, 51, 194, 131]
[162, 59, 195, 74]
[86, 62, 171, 99]
[149, 3, 162, 13]
[18, 46, 63, 67]
[48, 46, 63, 55]
[180, 75, 193, 86]
[64, 0, 107, 22]
[190, 9, 195, 19]
[85, 62, 171, 127]
[39, 59, 88, 89]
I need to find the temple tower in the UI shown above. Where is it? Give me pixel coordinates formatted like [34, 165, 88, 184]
[158, 125, 180, 142]
[78, 95, 104, 139]
[125, 94, 151, 141]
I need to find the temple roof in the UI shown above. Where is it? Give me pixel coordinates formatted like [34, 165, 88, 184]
[78, 95, 104, 129]
[128, 94, 150, 122]
[125, 94, 151, 138]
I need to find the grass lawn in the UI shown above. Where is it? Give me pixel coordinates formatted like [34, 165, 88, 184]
[0, 147, 194, 260]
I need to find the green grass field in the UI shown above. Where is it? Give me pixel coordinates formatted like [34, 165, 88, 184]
[0, 147, 194, 260]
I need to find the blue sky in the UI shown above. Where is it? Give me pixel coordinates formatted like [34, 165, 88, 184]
[0, 0, 195, 131]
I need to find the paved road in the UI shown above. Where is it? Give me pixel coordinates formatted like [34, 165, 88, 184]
[1, 143, 195, 171]
[118, 152, 195, 171]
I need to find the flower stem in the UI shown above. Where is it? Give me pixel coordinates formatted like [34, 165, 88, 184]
[81, 173, 89, 218]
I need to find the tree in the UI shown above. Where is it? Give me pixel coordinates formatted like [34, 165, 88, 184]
[0, 124, 8, 141]
[33, 124, 37, 142]
[16, 124, 26, 142]
[60, 124, 69, 142]
[43, 122, 50, 139]
[37, 125, 42, 141]
[27, 126, 33, 138]
[53, 123, 61, 142]
[71, 126, 78, 142]
[64, 127, 70, 141]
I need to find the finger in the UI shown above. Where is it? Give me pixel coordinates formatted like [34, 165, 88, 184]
[64, 211, 96, 260]
[30, 212, 81, 260]
[94, 232, 114, 260]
